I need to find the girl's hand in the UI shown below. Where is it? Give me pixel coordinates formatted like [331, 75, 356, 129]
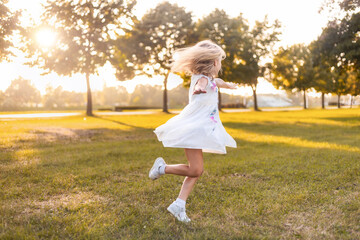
[226, 82, 239, 89]
[214, 78, 239, 89]
[193, 87, 207, 94]
[193, 77, 208, 94]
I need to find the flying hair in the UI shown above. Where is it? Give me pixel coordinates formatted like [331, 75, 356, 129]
[171, 40, 226, 77]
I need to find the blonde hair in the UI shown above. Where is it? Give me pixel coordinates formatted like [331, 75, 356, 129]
[171, 40, 226, 77]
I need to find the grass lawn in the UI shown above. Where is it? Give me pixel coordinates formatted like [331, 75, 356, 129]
[0, 109, 359, 239]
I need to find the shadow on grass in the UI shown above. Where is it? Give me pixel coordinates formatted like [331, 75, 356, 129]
[93, 115, 151, 130]
[322, 116, 360, 124]
[223, 116, 360, 150]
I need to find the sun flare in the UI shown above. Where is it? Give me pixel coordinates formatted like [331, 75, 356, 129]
[36, 29, 57, 48]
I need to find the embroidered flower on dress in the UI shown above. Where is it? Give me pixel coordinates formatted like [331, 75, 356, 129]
[210, 108, 218, 123]
[210, 80, 218, 92]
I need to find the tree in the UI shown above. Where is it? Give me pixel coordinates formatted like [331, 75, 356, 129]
[103, 86, 129, 106]
[43, 86, 66, 109]
[3, 78, 41, 109]
[321, 0, 360, 12]
[330, 13, 360, 107]
[313, 14, 360, 108]
[113, 2, 193, 113]
[62, 91, 85, 107]
[0, 0, 20, 62]
[314, 63, 333, 109]
[237, 16, 281, 111]
[346, 68, 360, 107]
[196, 9, 247, 111]
[332, 66, 350, 108]
[337, 13, 360, 69]
[337, 0, 360, 11]
[23, 0, 136, 116]
[168, 84, 188, 108]
[309, 40, 334, 109]
[129, 84, 162, 107]
[312, 21, 341, 108]
[271, 44, 315, 109]
[0, 90, 4, 107]
[317, 2, 360, 108]
[196, 12, 281, 111]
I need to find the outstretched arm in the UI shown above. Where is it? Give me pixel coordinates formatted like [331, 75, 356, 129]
[214, 78, 238, 89]
[193, 77, 208, 94]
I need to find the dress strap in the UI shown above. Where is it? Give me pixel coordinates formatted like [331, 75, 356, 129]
[191, 74, 214, 90]
[195, 74, 213, 86]
[198, 74, 213, 81]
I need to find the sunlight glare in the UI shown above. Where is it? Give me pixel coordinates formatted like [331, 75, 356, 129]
[36, 29, 57, 48]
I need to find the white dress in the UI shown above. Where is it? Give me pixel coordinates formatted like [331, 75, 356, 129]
[154, 74, 237, 154]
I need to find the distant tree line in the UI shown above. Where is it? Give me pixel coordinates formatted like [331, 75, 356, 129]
[0, 0, 359, 113]
[0, 77, 243, 110]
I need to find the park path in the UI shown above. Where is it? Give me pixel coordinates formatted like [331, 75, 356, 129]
[0, 106, 353, 120]
[0, 112, 82, 119]
[0, 111, 157, 120]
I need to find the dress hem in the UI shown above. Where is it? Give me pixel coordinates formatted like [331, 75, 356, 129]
[160, 142, 238, 155]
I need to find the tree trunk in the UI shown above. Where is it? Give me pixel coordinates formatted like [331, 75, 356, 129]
[303, 89, 307, 109]
[163, 72, 169, 113]
[337, 94, 341, 108]
[252, 86, 259, 111]
[350, 95, 353, 108]
[218, 88, 222, 111]
[321, 92, 325, 109]
[86, 71, 93, 116]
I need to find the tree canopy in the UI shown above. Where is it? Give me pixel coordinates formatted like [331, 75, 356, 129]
[272, 44, 314, 109]
[23, 0, 136, 115]
[0, 0, 20, 62]
[113, 2, 193, 112]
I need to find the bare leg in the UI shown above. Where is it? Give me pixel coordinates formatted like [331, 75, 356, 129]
[178, 176, 199, 201]
[165, 148, 204, 178]
[163, 164, 191, 176]
[171, 149, 204, 201]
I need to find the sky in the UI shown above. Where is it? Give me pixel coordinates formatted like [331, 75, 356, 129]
[1, 0, 331, 96]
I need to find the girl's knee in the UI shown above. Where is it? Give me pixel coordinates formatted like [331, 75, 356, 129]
[189, 167, 204, 178]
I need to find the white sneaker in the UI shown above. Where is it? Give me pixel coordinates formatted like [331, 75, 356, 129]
[149, 157, 166, 180]
[167, 202, 191, 223]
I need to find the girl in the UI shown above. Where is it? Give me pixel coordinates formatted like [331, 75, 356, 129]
[149, 40, 237, 223]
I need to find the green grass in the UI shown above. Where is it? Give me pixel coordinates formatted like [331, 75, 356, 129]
[0, 109, 359, 239]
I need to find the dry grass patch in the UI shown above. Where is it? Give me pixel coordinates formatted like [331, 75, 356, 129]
[17, 192, 110, 216]
[30, 127, 99, 142]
